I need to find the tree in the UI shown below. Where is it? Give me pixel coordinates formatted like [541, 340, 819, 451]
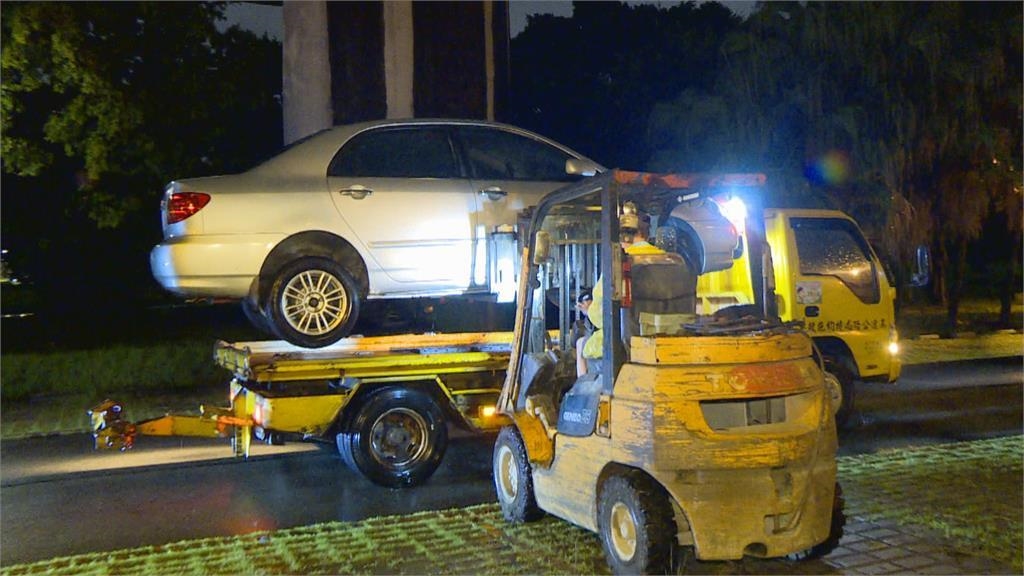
[1, 2, 282, 316]
[644, 2, 1022, 331]
[510, 1, 740, 168]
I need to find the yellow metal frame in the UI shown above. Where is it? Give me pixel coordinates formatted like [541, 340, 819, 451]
[96, 332, 518, 457]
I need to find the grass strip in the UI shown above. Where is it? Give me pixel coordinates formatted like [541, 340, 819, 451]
[3, 436, 1020, 576]
[0, 340, 227, 401]
[900, 332, 1023, 365]
[2, 331, 1020, 440]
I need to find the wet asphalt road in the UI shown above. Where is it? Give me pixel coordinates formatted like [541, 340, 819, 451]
[1, 357, 1020, 566]
[0, 431, 498, 566]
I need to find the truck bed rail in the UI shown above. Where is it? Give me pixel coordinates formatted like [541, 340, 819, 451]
[214, 332, 516, 382]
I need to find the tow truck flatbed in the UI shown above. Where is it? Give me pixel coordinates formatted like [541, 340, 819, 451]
[91, 331, 518, 487]
[215, 332, 516, 382]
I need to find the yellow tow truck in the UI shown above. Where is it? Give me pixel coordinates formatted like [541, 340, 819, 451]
[670, 197, 929, 426]
[492, 170, 842, 573]
[90, 331, 514, 487]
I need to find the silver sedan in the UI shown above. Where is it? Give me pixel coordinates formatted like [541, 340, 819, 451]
[150, 118, 602, 347]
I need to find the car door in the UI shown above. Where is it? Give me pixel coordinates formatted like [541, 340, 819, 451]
[326, 125, 478, 292]
[456, 125, 586, 234]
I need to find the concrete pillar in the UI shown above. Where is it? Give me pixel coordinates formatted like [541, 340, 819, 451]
[484, 1, 495, 120]
[383, 1, 414, 118]
[281, 1, 509, 138]
[282, 1, 332, 144]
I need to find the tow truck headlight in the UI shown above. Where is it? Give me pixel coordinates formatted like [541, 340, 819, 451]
[888, 327, 900, 356]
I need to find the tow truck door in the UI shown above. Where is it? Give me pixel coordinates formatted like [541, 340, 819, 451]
[781, 213, 892, 371]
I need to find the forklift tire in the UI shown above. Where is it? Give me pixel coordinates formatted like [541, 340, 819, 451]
[824, 359, 856, 429]
[598, 471, 676, 575]
[336, 387, 447, 488]
[493, 426, 543, 523]
[787, 482, 845, 561]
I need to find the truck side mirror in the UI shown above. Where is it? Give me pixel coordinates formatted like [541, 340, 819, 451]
[910, 245, 931, 287]
[533, 230, 552, 265]
[565, 158, 601, 177]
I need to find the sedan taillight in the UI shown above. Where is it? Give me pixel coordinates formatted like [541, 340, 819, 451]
[166, 192, 211, 224]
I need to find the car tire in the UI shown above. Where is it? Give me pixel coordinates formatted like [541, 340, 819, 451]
[336, 387, 447, 488]
[267, 257, 360, 348]
[493, 426, 543, 523]
[598, 470, 676, 575]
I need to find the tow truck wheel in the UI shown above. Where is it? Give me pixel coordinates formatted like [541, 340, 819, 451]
[337, 387, 447, 488]
[824, 359, 856, 429]
[787, 482, 845, 561]
[493, 426, 542, 523]
[267, 257, 360, 348]
[598, 471, 676, 575]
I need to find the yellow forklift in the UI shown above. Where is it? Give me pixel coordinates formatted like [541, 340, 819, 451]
[492, 170, 843, 573]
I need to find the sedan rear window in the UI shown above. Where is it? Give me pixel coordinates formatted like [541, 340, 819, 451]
[791, 217, 880, 304]
[328, 127, 460, 178]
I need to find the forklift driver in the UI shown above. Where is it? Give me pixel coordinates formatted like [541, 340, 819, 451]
[579, 203, 663, 368]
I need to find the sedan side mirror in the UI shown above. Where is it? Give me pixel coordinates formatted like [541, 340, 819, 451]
[565, 158, 601, 177]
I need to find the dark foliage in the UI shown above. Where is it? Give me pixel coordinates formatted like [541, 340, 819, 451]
[1, 2, 283, 320]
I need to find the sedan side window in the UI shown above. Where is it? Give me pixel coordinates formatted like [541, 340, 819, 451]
[459, 126, 580, 182]
[328, 127, 460, 178]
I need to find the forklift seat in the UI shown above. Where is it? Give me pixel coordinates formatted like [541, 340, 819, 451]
[625, 252, 698, 340]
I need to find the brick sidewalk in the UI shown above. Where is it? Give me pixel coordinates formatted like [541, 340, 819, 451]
[826, 517, 1015, 575]
[2, 437, 1021, 575]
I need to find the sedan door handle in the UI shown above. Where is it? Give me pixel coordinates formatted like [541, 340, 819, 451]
[479, 187, 507, 201]
[337, 186, 373, 200]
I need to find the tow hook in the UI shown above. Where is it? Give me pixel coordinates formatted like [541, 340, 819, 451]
[88, 399, 137, 451]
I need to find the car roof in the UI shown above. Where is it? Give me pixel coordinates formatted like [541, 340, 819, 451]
[249, 118, 601, 176]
